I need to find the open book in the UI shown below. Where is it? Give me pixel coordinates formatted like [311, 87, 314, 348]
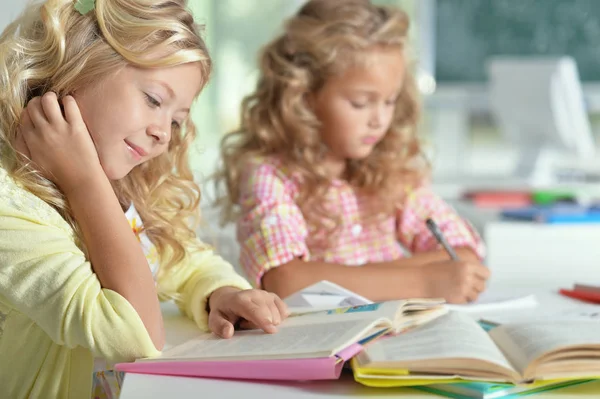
[284, 280, 537, 314]
[353, 311, 600, 386]
[116, 299, 447, 381]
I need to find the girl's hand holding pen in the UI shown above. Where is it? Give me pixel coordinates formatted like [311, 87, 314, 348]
[423, 218, 490, 303]
[418, 260, 490, 304]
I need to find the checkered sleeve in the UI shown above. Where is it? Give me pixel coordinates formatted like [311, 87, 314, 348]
[396, 185, 485, 259]
[237, 162, 310, 287]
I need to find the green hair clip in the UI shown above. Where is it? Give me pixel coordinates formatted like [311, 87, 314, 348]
[74, 0, 96, 15]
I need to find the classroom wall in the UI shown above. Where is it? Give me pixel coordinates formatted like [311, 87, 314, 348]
[2, 1, 599, 278]
[3, 1, 597, 181]
[0, 1, 27, 32]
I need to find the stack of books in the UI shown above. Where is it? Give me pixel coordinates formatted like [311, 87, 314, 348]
[116, 283, 600, 399]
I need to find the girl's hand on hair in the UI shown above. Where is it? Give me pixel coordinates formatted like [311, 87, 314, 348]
[19, 92, 104, 195]
[207, 286, 290, 339]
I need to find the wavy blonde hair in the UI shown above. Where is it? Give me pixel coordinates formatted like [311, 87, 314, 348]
[216, 0, 427, 233]
[0, 0, 211, 290]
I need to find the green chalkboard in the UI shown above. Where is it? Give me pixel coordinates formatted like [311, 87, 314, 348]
[435, 0, 600, 82]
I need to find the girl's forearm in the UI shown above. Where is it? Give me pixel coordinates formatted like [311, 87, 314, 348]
[65, 175, 165, 349]
[262, 259, 428, 301]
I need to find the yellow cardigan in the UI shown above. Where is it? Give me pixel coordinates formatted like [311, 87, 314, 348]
[0, 167, 251, 398]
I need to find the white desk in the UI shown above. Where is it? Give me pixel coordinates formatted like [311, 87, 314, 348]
[120, 373, 600, 399]
[120, 287, 600, 398]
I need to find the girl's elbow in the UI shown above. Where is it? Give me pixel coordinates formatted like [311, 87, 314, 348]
[140, 312, 165, 351]
[149, 326, 165, 351]
[261, 261, 306, 299]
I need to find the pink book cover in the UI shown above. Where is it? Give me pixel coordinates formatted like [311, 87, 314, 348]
[115, 343, 363, 381]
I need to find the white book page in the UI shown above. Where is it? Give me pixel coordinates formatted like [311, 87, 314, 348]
[490, 321, 600, 374]
[155, 319, 370, 361]
[363, 311, 515, 372]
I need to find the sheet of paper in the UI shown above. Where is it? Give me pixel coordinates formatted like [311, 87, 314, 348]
[447, 290, 538, 313]
[284, 280, 372, 312]
[482, 303, 600, 325]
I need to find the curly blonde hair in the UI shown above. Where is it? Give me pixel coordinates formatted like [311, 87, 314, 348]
[216, 0, 427, 233]
[0, 0, 211, 289]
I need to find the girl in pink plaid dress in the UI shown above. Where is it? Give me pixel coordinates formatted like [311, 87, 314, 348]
[216, 0, 489, 305]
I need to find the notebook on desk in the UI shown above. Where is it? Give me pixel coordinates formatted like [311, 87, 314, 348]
[116, 299, 447, 381]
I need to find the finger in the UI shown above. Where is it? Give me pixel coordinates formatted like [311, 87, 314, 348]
[473, 277, 486, 293]
[466, 288, 481, 303]
[238, 319, 259, 330]
[208, 312, 235, 339]
[62, 95, 85, 127]
[259, 293, 284, 326]
[19, 107, 34, 131]
[268, 300, 282, 326]
[470, 263, 491, 280]
[40, 92, 64, 125]
[26, 97, 48, 129]
[447, 294, 468, 304]
[274, 294, 290, 319]
[13, 129, 31, 160]
[234, 300, 277, 334]
[19, 111, 36, 152]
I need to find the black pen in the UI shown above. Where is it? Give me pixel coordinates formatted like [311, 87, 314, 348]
[425, 218, 460, 261]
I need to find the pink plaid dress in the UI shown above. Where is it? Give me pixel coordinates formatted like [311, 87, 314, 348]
[238, 157, 485, 287]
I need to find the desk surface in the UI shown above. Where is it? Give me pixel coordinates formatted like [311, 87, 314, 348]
[120, 288, 600, 399]
[120, 373, 600, 399]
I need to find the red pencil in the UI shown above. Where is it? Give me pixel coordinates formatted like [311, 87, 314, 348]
[559, 288, 600, 304]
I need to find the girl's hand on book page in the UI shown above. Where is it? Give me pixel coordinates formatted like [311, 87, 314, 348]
[419, 260, 490, 304]
[19, 93, 104, 195]
[207, 287, 290, 339]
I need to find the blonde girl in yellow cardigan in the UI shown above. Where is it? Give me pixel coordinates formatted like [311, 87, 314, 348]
[0, 0, 287, 397]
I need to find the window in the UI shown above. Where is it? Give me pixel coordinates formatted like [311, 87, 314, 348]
[188, 1, 417, 176]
